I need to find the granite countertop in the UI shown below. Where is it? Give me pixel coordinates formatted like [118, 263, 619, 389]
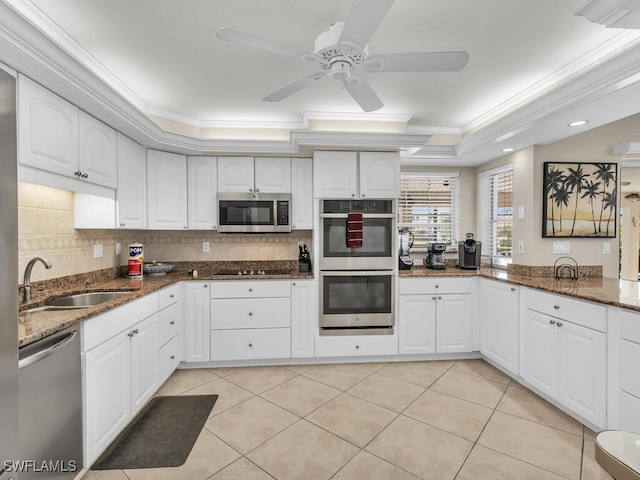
[400, 266, 640, 312]
[18, 265, 314, 348]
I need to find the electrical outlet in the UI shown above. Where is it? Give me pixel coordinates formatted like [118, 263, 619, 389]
[518, 241, 525, 253]
[553, 241, 570, 254]
[93, 244, 103, 258]
[603, 241, 611, 255]
[413, 258, 424, 266]
[202, 242, 210, 253]
[115, 243, 121, 255]
[518, 206, 525, 219]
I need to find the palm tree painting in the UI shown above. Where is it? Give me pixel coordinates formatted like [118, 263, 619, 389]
[542, 162, 617, 238]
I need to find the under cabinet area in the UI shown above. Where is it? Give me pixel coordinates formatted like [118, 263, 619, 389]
[480, 279, 520, 375]
[521, 288, 607, 428]
[398, 277, 474, 355]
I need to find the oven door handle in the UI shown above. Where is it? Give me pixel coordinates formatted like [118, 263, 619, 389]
[320, 213, 395, 219]
[320, 270, 395, 276]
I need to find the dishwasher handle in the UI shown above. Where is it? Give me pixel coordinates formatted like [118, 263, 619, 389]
[19, 330, 78, 369]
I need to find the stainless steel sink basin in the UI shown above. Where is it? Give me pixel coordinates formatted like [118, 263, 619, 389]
[20, 305, 89, 314]
[46, 291, 131, 307]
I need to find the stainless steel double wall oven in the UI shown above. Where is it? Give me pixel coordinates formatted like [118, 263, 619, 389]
[319, 199, 395, 335]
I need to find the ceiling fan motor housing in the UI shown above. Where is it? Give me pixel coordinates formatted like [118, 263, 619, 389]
[314, 22, 368, 76]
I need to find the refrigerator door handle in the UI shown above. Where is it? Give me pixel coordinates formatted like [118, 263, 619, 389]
[18, 331, 77, 369]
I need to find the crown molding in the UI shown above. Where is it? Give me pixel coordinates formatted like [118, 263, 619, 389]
[576, 0, 640, 28]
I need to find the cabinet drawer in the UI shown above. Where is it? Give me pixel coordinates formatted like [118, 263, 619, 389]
[210, 328, 290, 361]
[619, 309, 640, 343]
[399, 277, 473, 295]
[619, 338, 640, 399]
[158, 284, 181, 310]
[159, 301, 181, 346]
[211, 298, 290, 329]
[618, 391, 640, 433]
[524, 289, 606, 332]
[159, 334, 182, 382]
[315, 335, 398, 358]
[210, 280, 291, 299]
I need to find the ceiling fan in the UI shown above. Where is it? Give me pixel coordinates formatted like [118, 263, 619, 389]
[216, 0, 469, 112]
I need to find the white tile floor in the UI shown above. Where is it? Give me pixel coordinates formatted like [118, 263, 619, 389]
[82, 359, 613, 480]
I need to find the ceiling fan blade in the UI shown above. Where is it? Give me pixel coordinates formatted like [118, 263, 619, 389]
[263, 72, 329, 102]
[364, 52, 470, 72]
[216, 28, 317, 61]
[338, 0, 395, 49]
[344, 76, 383, 112]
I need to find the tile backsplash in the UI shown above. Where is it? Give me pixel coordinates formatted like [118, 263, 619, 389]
[18, 182, 312, 284]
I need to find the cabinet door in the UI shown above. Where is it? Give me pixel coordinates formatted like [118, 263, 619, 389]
[313, 151, 358, 198]
[83, 331, 131, 464]
[116, 133, 147, 229]
[399, 295, 436, 354]
[481, 280, 520, 374]
[18, 75, 79, 177]
[558, 321, 606, 427]
[130, 313, 160, 414]
[291, 158, 313, 229]
[522, 309, 558, 399]
[436, 294, 473, 353]
[291, 280, 316, 358]
[217, 157, 255, 192]
[358, 152, 400, 199]
[147, 150, 188, 230]
[184, 282, 210, 363]
[255, 157, 291, 193]
[78, 111, 117, 188]
[188, 156, 218, 229]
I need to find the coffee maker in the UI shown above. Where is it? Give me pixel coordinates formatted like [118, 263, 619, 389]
[427, 243, 447, 270]
[458, 233, 482, 270]
[398, 228, 414, 270]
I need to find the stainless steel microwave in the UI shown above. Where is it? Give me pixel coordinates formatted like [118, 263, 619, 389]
[218, 192, 292, 233]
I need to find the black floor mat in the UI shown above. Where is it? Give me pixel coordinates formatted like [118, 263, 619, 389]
[91, 394, 218, 470]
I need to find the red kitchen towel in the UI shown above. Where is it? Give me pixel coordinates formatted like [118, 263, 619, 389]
[347, 212, 363, 248]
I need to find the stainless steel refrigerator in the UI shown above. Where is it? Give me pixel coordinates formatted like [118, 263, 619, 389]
[0, 67, 19, 479]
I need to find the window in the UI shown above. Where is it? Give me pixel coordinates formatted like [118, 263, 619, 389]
[398, 173, 459, 250]
[479, 165, 514, 267]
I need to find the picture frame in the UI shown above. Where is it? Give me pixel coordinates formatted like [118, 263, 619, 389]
[542, 162, 617, 238]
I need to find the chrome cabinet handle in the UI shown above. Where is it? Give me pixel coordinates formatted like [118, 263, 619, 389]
[557, 322, 563, 327]
[432, 296, 436, 300]
[249, 312, 253, 316]
[249, 288, 253, 292]
[170, 320, 175, 325]
[438, 296, 442, 300]
[169, 294, 174, 298]
[361, 193, 366, 197]
[355, 345, 360, 349]
[120, 222, 125, 227]
[511, 287, 516, 292]
[183, 225, 188, 229]
[248, 343, 253, 347]
[249, 188, 253, 192]
[549, 320, 556, 325]
[170, 355, 175, 359]
[435, 284, 439, 288]
[255, 188, 260, 192]
[81, 172, 88, 179]
[553, 305, 560, 310]
[204, 284, 208, 288]
[351, 193, 355, 197]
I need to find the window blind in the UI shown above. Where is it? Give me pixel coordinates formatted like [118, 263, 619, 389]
[479, 166, 513, 260]
[398, 174, 459, 250]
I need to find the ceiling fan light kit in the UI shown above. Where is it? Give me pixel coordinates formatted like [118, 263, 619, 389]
[216, 0, 469, 112]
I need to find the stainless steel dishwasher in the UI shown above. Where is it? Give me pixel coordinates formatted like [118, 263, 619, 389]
[18, 326, 83, 479]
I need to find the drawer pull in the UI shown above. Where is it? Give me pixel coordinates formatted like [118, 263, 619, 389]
[248, 343, 253, 348]
[248, 312, 253, 316]
[557, 322, 563, 327]
[511, 287, 516, 292]
[553, 305, 560, 310]
[170, 355, 175, 359]
[170, 320, 175, 325]
[204, 284, 208, 288]
[435, 284, 439, 289]
[355, 345, 360, 349]
[169, 294, 175, 298]
[432, 296, 437, 300]
[438, 296, 442, 300]
[249, 288, 253, 292]
[549, 320, 556, 325]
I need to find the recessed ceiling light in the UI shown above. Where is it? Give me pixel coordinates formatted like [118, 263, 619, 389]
[502, 147, 515, 153]
[568, 120, 588, 127]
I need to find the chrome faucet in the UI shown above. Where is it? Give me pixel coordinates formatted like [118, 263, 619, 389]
[23, 257, 52, 303]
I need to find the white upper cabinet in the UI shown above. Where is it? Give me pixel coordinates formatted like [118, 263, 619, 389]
[116, 134, 147, 229]
[19, 75, 79, 178]
[217, 157, 291, 193]
[18, 75, 117, 189]
[358, 152, 400, 198]
[313, 151, 399, 198]
[78, 111, 117, 188]
[187, 156, 218, 230]
[147, 150, 188, 230]
[291, 158, 313, 230]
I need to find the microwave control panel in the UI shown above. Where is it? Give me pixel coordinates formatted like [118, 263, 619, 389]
[277, 200, 289, 225]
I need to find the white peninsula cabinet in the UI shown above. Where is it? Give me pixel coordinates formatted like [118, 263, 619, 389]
[217, 157, 291, 193]
[398, 277, 474, 354]
[313, 151, 400, 199]
[147, 150, 188, 230]
[480, 279, 520, 375]
[81, 293, 159, 465]
[521, 288, 607, 428]
[607, 307, 640, 433]
[18, 75, 118, 192]
[187, 156, 218, 230]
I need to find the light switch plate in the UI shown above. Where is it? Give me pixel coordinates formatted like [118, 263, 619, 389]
[518, 206, 525, 219]
[518, 240, 525, 253]
[603, 241, 611, 254]
[553, 241, 570, 254]
[202, 242, 210, 253]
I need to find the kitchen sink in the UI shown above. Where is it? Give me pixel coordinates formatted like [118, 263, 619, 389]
[46, 291, 131, 307]
[20, 305, 89, 314]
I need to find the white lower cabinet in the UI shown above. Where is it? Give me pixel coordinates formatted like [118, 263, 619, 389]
[521, 289, 607, 428]
[480, 279, 520, 374]
[82, 294, 160, 465]
[183, 282, 210, 363]
[210, 280, 291, 361]
[315, 334, 398, 357]
[291, 280, 316, 358]
[157, 284, 183, 383]
[398, 278, 474, 355]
